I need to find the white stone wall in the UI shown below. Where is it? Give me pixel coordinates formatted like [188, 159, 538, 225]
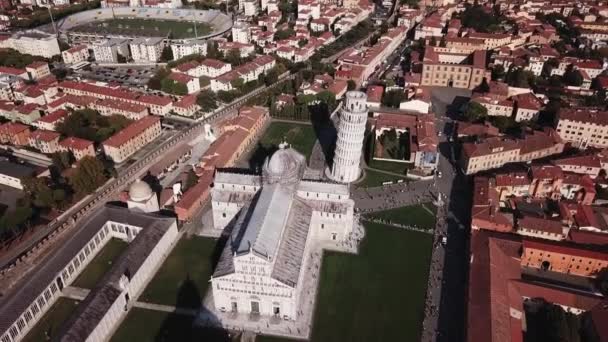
[213, 254, 297, 319]
[330, 91, 368, 183]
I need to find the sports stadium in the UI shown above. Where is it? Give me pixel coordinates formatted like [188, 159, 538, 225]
[50, 7, 232, 44]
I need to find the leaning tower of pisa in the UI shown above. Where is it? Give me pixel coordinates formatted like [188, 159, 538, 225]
[328, 91, 368, 183]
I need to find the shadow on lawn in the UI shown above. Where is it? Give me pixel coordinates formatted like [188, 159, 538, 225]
[154, 276, 233, 342]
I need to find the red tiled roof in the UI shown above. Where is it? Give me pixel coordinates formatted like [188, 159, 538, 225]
[37, 109, 68, 124]
[60, 137, 93, 150]
[30, 129, 60, 142]
[0, 122, 29, 134]
[366, 85, 384, 103]
[523, 239, 608, 261]
[0, 66, 26, 76]
[103, 116, 160, 148]
[518, 215, 562, 235]
[168, 72, 194, 84]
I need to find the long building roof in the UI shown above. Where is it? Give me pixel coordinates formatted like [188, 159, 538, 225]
[0, 205, 174, 336]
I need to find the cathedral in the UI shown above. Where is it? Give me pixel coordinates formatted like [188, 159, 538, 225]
[210, 144, 358, 320]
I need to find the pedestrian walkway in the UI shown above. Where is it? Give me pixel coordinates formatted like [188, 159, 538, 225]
[361, 218, 434, 235]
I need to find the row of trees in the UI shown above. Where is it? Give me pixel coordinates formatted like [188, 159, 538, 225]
[11, 1, 101, 29]
[0, 155, 108, 240]
[56, 109, 132, 143]
[0, 49, 47, 69]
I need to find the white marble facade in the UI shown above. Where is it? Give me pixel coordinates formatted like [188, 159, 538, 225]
[210, 145, 356, 321]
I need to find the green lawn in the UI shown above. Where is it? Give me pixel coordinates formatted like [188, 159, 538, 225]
[365, 203, 437, 230]
[310, 222, 432, 341]
[139, 236, 217, 308]
[73, 18, 212, 39]
[357, 168, 406, 188]
[111, 308, 232, 342]
[22, 298, 80, 342]
[369, 159, 413, 174]
[71, 238, 129, 289]
[249, 122, 317, 169]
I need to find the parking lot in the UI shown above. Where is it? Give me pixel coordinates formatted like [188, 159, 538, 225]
[71, 65, 160, 90]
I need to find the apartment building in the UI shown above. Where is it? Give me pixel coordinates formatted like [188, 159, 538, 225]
[93, 99, 149, 120]
[170, 39, 207, 60]
[130, 37, 164, 63]
[102, 116, 162, 163]
[461, 129, 564, 175]
[210, 55, 276, 92]
[0, 122, 30, 146]
[25, 62, 51, 81]
[62, 45, 90, 65]
[167, 73, 201, 94]
[420, 47, 490, 89]
[444, 37, 486, 53]
[336, 27, 407, 84]
[93, 38, 130, 63]
[33, 109, 69, 131]
[59, 137, 95, 161]
[521, 240, 608, 277]
[28, 129, 61, 154]
[466, 32, 512, 49]
[59, 81, 173, 116]
[5, 31, 60, 58]
[555, 108, 608, 148]
[232, 21, 251, 44]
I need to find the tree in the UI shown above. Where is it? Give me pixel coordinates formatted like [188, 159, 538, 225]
[52, 151, 74, 171]
[380, 22, 389, 35]
[206, 41, 223, 60]
[563, 67, 583, 86]
[464, 101, 488, 122]
[69, 156, 107, 195]
[217, 90, 241, 103]
[161, 78, 188, 95]
[298, 39, 308, 48]
[347, 80, 357, 91]
[505, 68, 535, 88]
[474, 77, 490, 93]
[230, 77, 245, 90]
[274, 28, 295, 40]
[225, 49, 242, 66]
[148, 68, 170, 91]
[381, 89, 405, 108]
[160, 46, 174, 62]
[491, 64, 506, 80]
[196, 90, 218, 111]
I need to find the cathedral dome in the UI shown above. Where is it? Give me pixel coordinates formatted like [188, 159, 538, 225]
[263, 143, 305, 184]
[128, 179, 153, 202]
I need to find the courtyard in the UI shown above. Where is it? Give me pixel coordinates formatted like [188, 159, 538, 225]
[138, 235, 218, 308]
[71, 238, 129, 289]
[357, 168, 406, 187]
[22, 298, 80, 342]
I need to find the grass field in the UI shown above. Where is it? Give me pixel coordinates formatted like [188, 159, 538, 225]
[249, 122, 317, 169]
[139, 236, 218, 308]
[72, 238, 129, 289]
[22, 298, 80, 342]
[357, 168, 406, 187]
[111, 308, 232, 342]
[369, 158, 413, 174]
[72, 18, 212, 39]
[310, 222, 432, 341]
[365, 203, 436, 230]
[112, 223, 432, 342]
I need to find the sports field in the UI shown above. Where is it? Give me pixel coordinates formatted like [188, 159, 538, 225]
[71, 18, 212, 39]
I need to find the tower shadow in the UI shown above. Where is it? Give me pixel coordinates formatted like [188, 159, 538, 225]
[309, 102, 338, 168]
[154, 276, 231, 342]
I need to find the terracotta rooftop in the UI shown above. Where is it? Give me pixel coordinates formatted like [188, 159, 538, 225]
[60, 137, 93, 150]
[102, 116, 160, 148]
